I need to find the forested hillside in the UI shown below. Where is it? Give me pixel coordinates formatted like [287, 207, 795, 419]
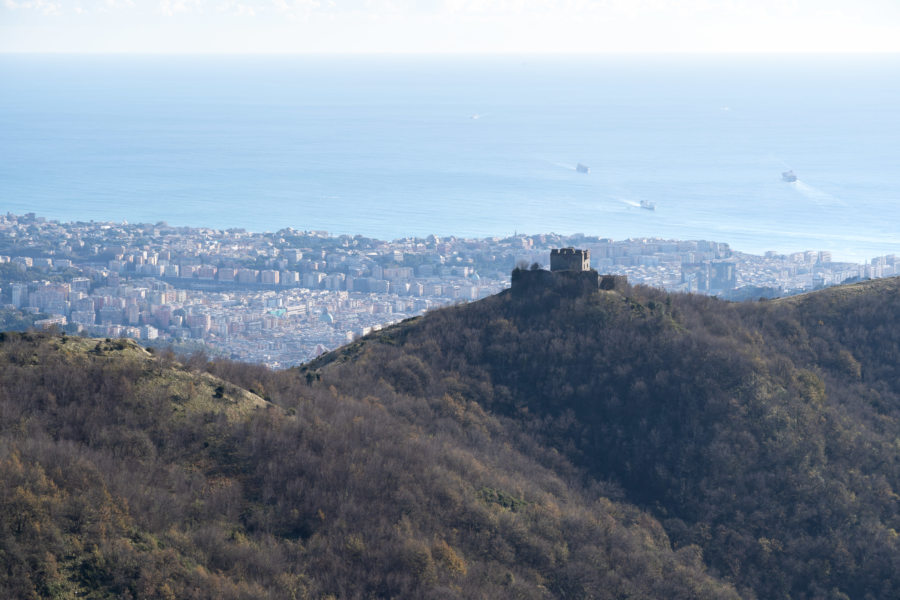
[5, 276, 900, 599]
[308, 276, 900, 599]
[0, 333, 737, 599]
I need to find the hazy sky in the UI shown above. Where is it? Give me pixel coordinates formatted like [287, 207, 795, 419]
[2, 0, 900, 54]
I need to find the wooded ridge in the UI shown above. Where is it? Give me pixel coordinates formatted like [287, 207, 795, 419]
[4, 276, 900, 598]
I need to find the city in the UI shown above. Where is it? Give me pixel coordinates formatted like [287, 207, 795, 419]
[1, 212, 895, 367]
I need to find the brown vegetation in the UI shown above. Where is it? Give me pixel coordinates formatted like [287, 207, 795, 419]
[0, 331, 735, 599]
[5, 276, 900, 598]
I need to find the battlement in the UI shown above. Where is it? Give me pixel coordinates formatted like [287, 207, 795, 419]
[550, 247, 591, 272]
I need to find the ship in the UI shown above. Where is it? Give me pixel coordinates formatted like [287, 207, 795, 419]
[782, 170, 797, 182]
[640, 200, 656, 211]
[576, 163, 590, 174]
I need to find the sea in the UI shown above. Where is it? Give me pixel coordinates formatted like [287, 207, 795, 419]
[1, 54, 899, 263]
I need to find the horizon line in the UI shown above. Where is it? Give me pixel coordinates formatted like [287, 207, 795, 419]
[3, 50, 900, 56]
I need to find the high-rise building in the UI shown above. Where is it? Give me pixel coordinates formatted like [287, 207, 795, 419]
[11, 283, 27, 308]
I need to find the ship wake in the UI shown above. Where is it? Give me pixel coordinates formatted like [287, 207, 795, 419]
[792, 181, 847, 207]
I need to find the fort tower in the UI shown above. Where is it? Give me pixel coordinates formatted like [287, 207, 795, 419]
[550, 247, 591, 272]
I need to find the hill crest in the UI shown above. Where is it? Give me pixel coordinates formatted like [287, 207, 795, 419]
[5, 276, 900, 598]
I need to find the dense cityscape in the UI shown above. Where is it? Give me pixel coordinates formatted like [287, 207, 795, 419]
[1, 212, 896, 367]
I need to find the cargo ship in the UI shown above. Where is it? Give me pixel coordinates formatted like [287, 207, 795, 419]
[640, 200, 656, 211]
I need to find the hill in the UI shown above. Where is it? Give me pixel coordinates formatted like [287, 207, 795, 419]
[5, 276, 900, 598]
[0, 332, 737, 599]
[307, 276, 900, 599]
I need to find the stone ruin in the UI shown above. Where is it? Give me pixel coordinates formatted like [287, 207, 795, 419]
[511, 247, 626, 296]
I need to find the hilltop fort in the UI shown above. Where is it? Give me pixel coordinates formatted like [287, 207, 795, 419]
[511, 247, 627, 296]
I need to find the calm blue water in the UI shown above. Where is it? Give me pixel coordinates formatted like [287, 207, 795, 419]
[1, 54, 899, 262]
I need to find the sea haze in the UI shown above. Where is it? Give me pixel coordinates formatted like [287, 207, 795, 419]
[1, 54, 898, 262]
